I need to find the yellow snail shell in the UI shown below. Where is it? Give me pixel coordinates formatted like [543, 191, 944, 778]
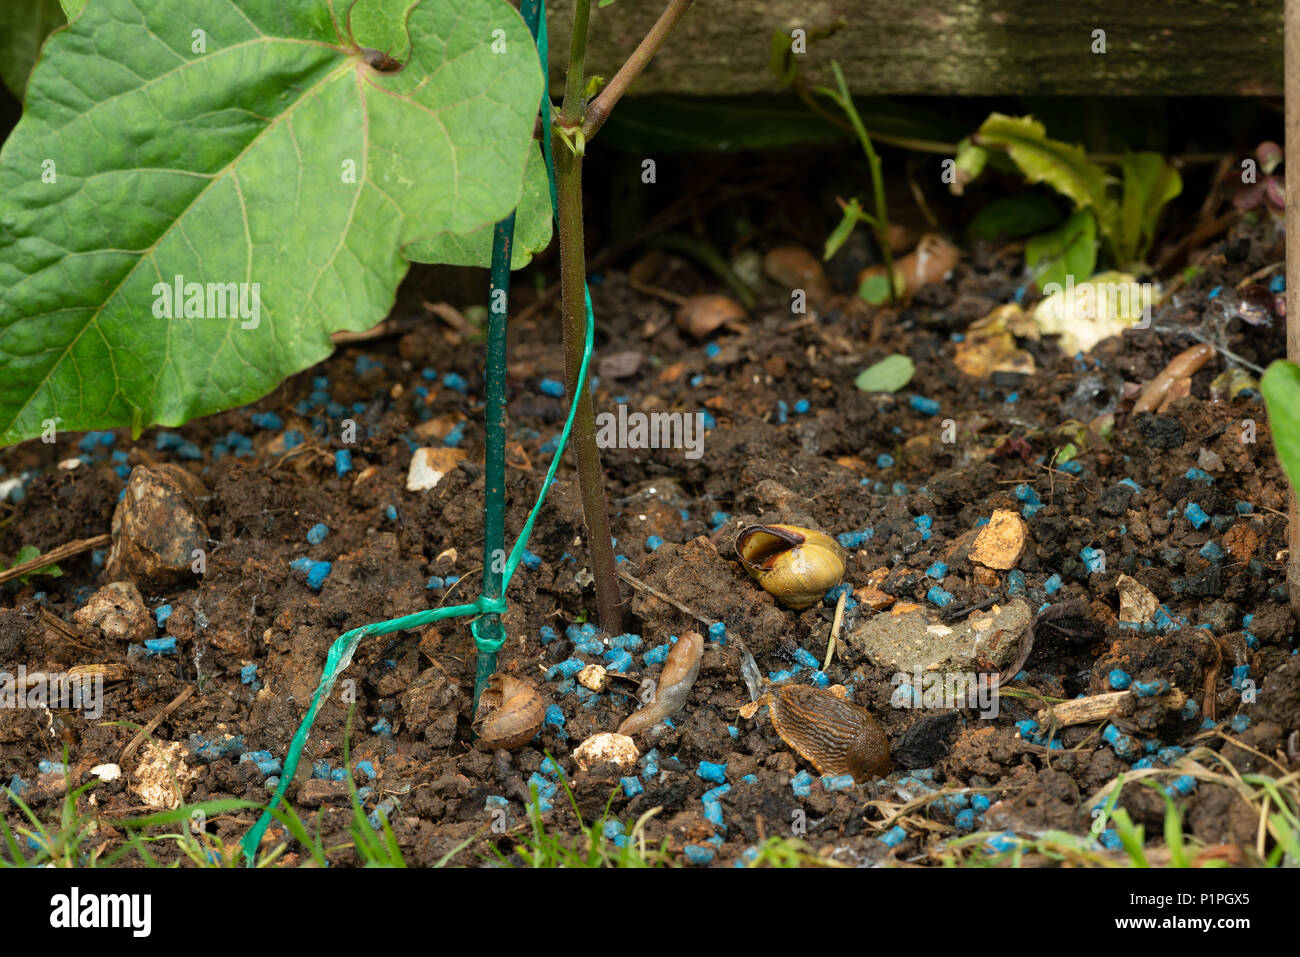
[473, 674, 545, 751]
[735, 524, 845, 610]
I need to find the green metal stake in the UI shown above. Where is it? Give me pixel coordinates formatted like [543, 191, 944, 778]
[472, 212, 515, 708]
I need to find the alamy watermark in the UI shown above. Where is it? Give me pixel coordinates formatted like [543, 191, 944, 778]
[595, 405, 706, 460]
[152, 274, 260, 329]
[1037, 275, 1155, 327]
[891, 669, 999, 718]
[1, 666, 103, 719]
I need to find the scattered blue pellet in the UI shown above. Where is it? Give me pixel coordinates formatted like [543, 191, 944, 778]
[698, 762, 727, 784]
[955, 808, 977, 831]
[1098, 829, 1123, 850]
[775, 400, 789, 424]
[544, 705, 566, 734]
[710, 511, 730, 528]
[809, 670, 829, 689]
[144, 637, 176, 656]
[926, 561, 948, 579]
[1229, 714, 1251, 733]
[702, 799, 725, 829]
[1015, 484, 1041, 505]
[442, 372, 468, 393]
[426, 576, 445, 590]
[1184, 503, 1209, 529]
[1044, 574, 1063, 595]
[927, 586, 953, 607]
[610, 633, 642, 652]
[1199, 540, 1224, 562]
[253, 412, 281, 434]
[539, 625, 559, 645]
[909, 395, 940, 416]
[645, 535, 663, 551]
[241, 664, 258, 685]
[643, 644, 671, 666]
[621, 776, 643, 798]
[822, 774, 854, 792]
[289, 557, 332, 591]
[538, 377, 566, 398]
[971, 794, 991, 813]
[878, 825, 907, 848]
[1058, 460, 1082, 474]
[700, 411, 717, 430]
[385, 505, 398, 521]
[876, 453, 895, 469]
[837, 529, 874, 549]
[371, 717, 392, 736]
[708, 621, 726, 644]
[913, 515, 932, 540]
[306, 523, 329, 545]
[545, 658, 585, 681]
[604, 648, 634, 673]
[793, 399, 810, 414]
[1109, 669, 1131, 690]
[154, 604, 173, 628]
[1230, 664, 1250, 689]
[793, 647, 820, 670]
[1133, 679, 1170, 698]
[1080, 546, 1105, 573]
[37, 760, 67, 775]
[791, 770, 814, 797]
[683, 844, 715, 865]
[355, 761, 376, 780]
[520, 549, 542, 571]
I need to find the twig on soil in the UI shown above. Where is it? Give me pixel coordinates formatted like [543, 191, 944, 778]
[616, 568, 715, 627]
[1151, 322, 1268, 376]
[1035, 689, 1132, 728]
[823, 590, 847, 670]
[0, 533, 111, 586]
[120, 685, 195, 762]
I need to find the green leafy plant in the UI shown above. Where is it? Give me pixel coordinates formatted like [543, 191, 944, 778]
[0, 0, 548, 447]
[816, 62, 897, 305]
[0, 544, 62, 583]
[963, 114, 1181, 284]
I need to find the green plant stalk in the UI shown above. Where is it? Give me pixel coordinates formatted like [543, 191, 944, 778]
[560, 0, 592, 126]
[825, 62, 896, 304]
[474, 212, 516, 705]
[1287, 0, 1300, 613]
[553, 138, 623, 634]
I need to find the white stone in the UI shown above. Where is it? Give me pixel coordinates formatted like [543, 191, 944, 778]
[406, 447, 467, 492]
[572, 732, 639, 773]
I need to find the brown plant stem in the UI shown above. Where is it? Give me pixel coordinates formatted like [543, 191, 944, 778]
[582, 0, 694, 140]
[554, 124, 622, 635]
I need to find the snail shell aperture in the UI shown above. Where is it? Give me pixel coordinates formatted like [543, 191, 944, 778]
[473, 674, 545, 751]
[736, 524, 845, 610]
[761, 684, 891, 780]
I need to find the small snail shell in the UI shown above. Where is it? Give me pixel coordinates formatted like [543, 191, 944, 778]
[473, 674, 545, 751]
[617, 631, 704, 736]
[735, 525, 845, 610]
[762, 684, 891, 780]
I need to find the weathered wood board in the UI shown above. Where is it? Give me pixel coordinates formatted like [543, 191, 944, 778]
[543, 0, 1281, 97]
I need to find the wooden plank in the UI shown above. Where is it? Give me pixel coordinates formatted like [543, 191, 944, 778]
[544, 0, 1281, 97]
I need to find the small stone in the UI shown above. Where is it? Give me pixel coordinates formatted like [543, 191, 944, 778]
[572, 732, 639, 773]
[132, 740, 198, 809]
[675, 295, 746, 339]
[969, 509, 1027, 570]
[577, 664, 608, 692]
[406, 447, 468, 492]
[1222, 523, 1259, 560]
[848, 599, 1031, 674]
[855, 585, 896, 610]
[1117, 574, 1159, 624]
[74, 582, 154, 643]
[106, 464, 209, 589]
[91, 763, 121, 782]
[763, 246, 831, 306]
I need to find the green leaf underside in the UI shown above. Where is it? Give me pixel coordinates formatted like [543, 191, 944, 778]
[1118, 151, 1181, 268]
[966, 193, 1063, 241]
[854, 353, 915, 393]
[1025, 208, 1097, 291]
[977, 113, 1118, 245]
[405, 142, 552, 268]
[1261, 360, 1300, 499]
[0, 0, 69, 99]
[0, 0, 542, 446]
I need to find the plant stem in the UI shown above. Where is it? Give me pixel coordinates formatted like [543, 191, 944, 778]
[560, 0, 592, 126]
[583, 0, 694, 140]
[1286, 0, 1300, 612]
[823, 62, 896, 304]
[553, 126, 623, 634]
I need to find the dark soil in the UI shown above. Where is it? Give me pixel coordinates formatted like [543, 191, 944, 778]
[2, 162, 1297, 868]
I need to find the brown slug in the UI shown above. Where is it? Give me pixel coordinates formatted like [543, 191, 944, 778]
[759, 684, 891, 780]
[617, 631, 704, 736]
[473, 674, 544, 751]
